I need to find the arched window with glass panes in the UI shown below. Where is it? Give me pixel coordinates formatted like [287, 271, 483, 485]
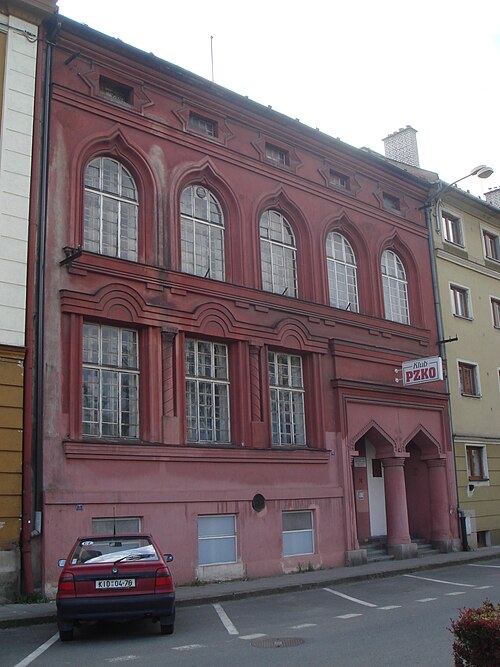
[326, 232, 358, 312]
[381, 249, 409, 324]
[260, 209, 297, 297]
[84, 157, 138, 260]
[180, 185, 225, 280]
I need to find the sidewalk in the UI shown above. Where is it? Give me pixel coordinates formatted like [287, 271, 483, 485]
[1, 546, 499, 629]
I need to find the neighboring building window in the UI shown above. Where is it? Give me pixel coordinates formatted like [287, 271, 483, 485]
[381, 250, 409, 324]
[458, 361, 480, 397]
[185, 339, 230, 443]
[326, 232, 358, 311]
[491, 298, 500, 328]
[198, 515, 236, 565]
[82, 324, 139, 438]
[442, 211, 464, 246]
[450, 284, 471, 319]
[92, 517, 141, 534]
[265, 143, 289, 167]
[483, 230, 500, 261]
[329, 170, 350, 190]
[189, 112, 217, 138]
[383, 192, 401, 212]
[282, 511, 314, 557]
[99, 76, 132, 104]
[180, 185, 225, 280]
[268, 352, 305, 447]
[260, 210, 298, 297]
[466, 446, 488, 482]
[84, 157, 138, 260]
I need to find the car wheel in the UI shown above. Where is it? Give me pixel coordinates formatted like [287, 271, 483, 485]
[160, 623, 174, 635]
[59, 628, 74, 642]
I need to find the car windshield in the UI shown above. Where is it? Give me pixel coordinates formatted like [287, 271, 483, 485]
[71, 537, 160, 565]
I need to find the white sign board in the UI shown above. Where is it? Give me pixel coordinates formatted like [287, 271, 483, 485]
[402, 356, 443, 386]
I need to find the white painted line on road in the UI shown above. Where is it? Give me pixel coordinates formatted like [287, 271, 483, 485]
[416, 598, 437, 602]
[240, 633, 267, 640]
[290, 623, 317, 629]
[404, 574, 474, 587]
[336, 613, 363, 619]
[13, 632, 59, 667]
[107, 657, 140, 663]
[172, 644, 205, 651]
[378, 605, 401, 610]
[213, 602, 239, 635]
[468, 564, 500, 569]
[446, 592, 467, 596]
[323, 587, 377, 607]
[476, 586, 493, 589]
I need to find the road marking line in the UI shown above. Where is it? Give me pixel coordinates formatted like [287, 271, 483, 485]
[416, 598, 437, 602]
[172, 644, 205, 651]
[468, 564, 500, 569]
[240, 633, 267, 640]
[107, 657, 139, 663]
[404, 574, 474, 587]
[378, 605, 401, 610]
[476, 586, 493, 589]
[446, 592, 467, 596]
[336, 613, 362, 619]
[290, 623, 317, 629]
[323, 587, 377, 607]
[13, 632, 59, 667]
[213, 602, 239, 635]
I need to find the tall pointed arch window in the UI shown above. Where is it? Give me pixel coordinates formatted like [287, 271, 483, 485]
[180, 185, 225, 280]
[260, 210, 297, 297]
[84, 157, 138, 260]
[381, 249, 409, 324]
[326, 232, 358, 311]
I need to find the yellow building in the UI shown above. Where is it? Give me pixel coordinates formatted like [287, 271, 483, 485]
[0, 0, 56, 601]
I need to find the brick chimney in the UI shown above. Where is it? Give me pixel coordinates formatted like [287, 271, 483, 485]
[485, 187, 500, 209]
[382, 126, 420, 168]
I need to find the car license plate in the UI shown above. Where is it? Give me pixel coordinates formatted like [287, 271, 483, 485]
[95, 579, 136, 589]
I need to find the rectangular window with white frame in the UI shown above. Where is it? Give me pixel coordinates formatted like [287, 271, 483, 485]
[458, 361, 480, 397]
[92, 517, 141, 534]
[185, 339, 230, 443]
[282, 510, 314, 557]
[269, 351, 306, 447]
[442, 211, 464, 246]
[491, 298, 500, 329]
[82, 323, 139, 438]
[198, 515, 237, 566]
[450, 284, 472, 319]
[465, 445, 489, 483]
[483, 229, 500, 261]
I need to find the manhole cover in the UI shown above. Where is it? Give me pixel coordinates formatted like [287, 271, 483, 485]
[251, 637, 305, 649]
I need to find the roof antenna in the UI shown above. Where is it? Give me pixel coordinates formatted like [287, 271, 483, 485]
[210, 36, 214, 82]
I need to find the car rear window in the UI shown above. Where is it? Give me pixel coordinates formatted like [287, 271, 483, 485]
[71, 537, 160, 565]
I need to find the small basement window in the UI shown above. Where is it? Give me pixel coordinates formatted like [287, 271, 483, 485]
[99, 76, 133, 104]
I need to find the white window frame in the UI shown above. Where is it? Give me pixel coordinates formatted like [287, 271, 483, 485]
[84, 157, 138, 260]
[92, 517, 141, 534]
[180, 185, 225, 280]
[482, 228, 500, 262]
[268, 351, 306, 447]
[260, 210, 298, 298]
[265, 143, 289, 167]
[441, 210, 464, 247]
[465, 444, 489, 486]
[185, 339, 230, 443]
[198, 515, 237, 566]
[381, 250, 410, 324]
[82, 324, 139, 438]
[491, 297, 500, 329]
[282, 510, 314, 557]
[450, 283, 472, 319]
[457, 360, 481, 398]
[326, 232, 359, 312]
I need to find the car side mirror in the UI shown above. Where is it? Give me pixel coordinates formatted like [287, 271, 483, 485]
[58, 559, 66, 567]
[164, 554, 174, 563]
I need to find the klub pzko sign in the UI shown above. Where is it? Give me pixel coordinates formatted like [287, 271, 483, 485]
[402, 356, 443, 386]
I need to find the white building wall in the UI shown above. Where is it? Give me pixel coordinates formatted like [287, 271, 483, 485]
[0, 13, 38, 348]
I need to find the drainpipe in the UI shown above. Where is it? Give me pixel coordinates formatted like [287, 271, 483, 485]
[21, 15, 60, 594]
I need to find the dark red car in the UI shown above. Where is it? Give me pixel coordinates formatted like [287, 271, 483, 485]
[56, 534, 175, 641]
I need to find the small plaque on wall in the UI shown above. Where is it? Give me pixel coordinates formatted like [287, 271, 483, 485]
[353, 457, 367, 468]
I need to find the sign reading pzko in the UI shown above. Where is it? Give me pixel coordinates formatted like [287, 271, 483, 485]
[402, 356, 443, 386]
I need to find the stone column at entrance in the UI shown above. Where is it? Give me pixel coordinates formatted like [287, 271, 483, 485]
[426, 458, 453, 551]
[382, 457, 417, 559]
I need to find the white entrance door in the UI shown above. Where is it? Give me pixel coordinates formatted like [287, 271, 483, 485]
[366, 440, 387, 536]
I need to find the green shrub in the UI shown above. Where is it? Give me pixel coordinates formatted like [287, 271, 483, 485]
[450, 599, 500, 667]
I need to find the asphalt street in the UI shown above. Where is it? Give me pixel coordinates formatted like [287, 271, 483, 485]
[2, 560, 499, 667]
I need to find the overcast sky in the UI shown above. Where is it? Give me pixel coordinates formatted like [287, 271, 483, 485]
[56, 0, 500, 198]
